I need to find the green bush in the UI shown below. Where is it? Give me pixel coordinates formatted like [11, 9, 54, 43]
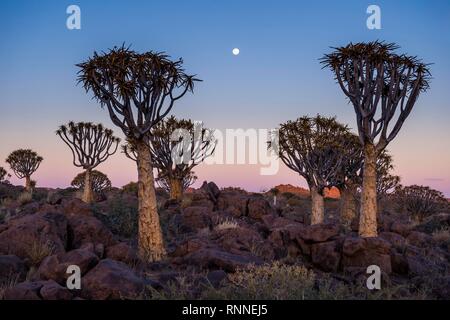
[94, 196, 138, 238]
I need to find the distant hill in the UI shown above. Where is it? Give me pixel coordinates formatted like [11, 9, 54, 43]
[273, 184, 340, 199]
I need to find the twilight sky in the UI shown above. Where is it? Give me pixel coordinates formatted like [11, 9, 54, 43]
[0, 0, 449, 195]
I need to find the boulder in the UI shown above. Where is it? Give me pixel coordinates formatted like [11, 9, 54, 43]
[4, 280, 73, 300]
[169, 238, 208, 258]
[217, 192, 249, 218]
[342, 237, 392, 274]
[38, 248, 99, 284]
[3, 281, 44, 300]
[311, 240, 341, 272]
[390, 221, 411, 237]
[179, 206, 212, 232]
[81, 259, 146, 300]
[299, 223, 339, 243]
[406, 231, 432, 248]
[61, 198, 92, 216]
[247, 197, 273, 221]
[206, 270, 228, 288]
[39, 280, 73, 300]
[213, 227, 263, 255]
[184, 248, 263, 272]
[0, 255, 27, 282]
[67, 215, 115, 249]
[0, 212, 67, 259]
[379, 232, 407, 250]
[105, 243, 138, 265]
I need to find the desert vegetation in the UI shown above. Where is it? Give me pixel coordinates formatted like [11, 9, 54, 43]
[1, 41, 448, 301]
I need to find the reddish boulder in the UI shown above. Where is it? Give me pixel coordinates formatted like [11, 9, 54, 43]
[179, 206, 212, 232]
[184, 248, 263, 272]
[39, 280, 73, 300]
[342, 237, 392, 274]
[311, 240, 341, 272]
[3, 281, 44, 300]
[406, 231, 432, 248]
[169, 238, 208, 258]
[213, 227, 263, 255]
[247, 197, 273, 221]
[67, 215, 115, 249]
[217, 192, 249, 218]
[0, 255, 27, 282]
[38, 248, 99, 284]
[379, 232, 407, 250]
[299, 223, 339, 243]
[390, 221, 412, 237]
[0, 212, 67, 259]
[81, 259, 146, 300]
[105, 243, 138, 265]
[61, 198, 93, 216]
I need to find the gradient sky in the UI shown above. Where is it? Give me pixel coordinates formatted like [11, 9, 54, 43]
[0, 0, 449, 195]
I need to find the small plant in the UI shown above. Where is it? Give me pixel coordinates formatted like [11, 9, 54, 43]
[122, 182, 138, 196]
[94, 197, 138, 238]
[215, 218, 239, 231]
[0, 273, 20, 299]
[24, 238, 56, 266]
[17, 192, 33, 206]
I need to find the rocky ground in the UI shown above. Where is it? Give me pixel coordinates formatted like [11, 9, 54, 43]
[0, 182, 449, 300]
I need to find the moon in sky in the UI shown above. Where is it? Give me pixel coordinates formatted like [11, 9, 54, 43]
[232, 48, 240, 55]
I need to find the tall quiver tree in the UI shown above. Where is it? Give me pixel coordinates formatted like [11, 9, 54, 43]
[6, 149, 43, 193]
[321, 41, 431, 237]
[271, 115, 352, 225]
[56, 122, 119, 203]
[77, 46, 199, 261]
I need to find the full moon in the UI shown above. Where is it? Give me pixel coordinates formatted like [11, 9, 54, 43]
[232, 48, 240, 55]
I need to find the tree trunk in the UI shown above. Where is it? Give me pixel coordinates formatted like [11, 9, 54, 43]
[25, 176, 32, 193]
[136, 140, 166, 261]
[169, 177, 183, 201]
[82, 169, 94, 203]
[359, 143, 378, 237]
[273, 195, 277, 206]
[340, 186, 357, 230]
[310, 186, 324, 225]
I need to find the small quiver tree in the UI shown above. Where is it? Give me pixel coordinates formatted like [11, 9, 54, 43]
[394, 185, 447, 222]
[271, 115, 353, 225]
[0, 167, 11, 184]
[6, 149, 43, 193]
[71, 170, 112, 201]
[56, 122, 119, 203]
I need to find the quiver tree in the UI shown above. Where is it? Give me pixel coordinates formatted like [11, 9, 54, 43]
[321, 41, 431, 237]
[124, 116, 215, 201]
[71, 170, 112, 200]
[269, 187, 280, 206]
[6, 149, 43, 193]
[156, 171, 197, 195]
[270, 115, 353, 225]
[56, 122, 120, 203]
[77, 45, 199, 261]
[394, 185, 447, 222]
[334, 136, 400, 229]
[0, 167, 11, 184]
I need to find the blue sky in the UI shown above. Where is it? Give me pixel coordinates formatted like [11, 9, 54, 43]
[0, 0, 449, 195]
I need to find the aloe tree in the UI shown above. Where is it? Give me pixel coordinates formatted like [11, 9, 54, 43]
[321, 41, 431, 237]
[0, 167, 11, 184]
[77, 45, 199, 261]
[123, 116, 215, 201]
[271, 115, 353, 224]
[71, 170, 112, 200]
[56, 122, 119, 203]
[6, 149, 43, 193]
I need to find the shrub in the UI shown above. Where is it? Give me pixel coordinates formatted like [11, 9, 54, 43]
[17, 192, 33, 206]
[94, 196, 138, 238]
[394, 185, 447, 222]
[215, 218, 238, 231]
[23, 238, 56, 266]
[122, 181, 138, 196]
